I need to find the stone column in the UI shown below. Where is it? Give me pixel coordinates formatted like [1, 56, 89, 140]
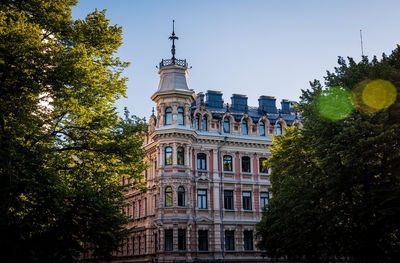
[185, 104, 191, 128]
[173, 143, 177, 166]
[159, 144, 164, 168]
[185, 144, 190, 167]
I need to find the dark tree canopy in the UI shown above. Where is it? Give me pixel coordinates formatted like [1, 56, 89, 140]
[256, 47, 400, 263]
[0, 1, 147, 262]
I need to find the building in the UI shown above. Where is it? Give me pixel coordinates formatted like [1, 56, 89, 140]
[116, 24, 300, 263]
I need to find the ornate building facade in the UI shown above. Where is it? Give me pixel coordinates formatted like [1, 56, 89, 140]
[114, 26, 300, 263]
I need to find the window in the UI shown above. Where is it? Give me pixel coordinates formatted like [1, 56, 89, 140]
[244, 231, 254, 251]
[132, 236, 135, 255]
[154, 233, 158, 252]
[259, 158, 268, 174]
[165, 107, 172, 125]
[177, 147, 184, 165]
[223, 118, 230, 133]
[259, 121, 265, 136]
[242, 191, 252, 210]
[127, 205, 130, 218]
[198, 230, 208, 251]
[126, 238, 129, 255]
[242, 119, 248, 135]
[165, 186, 173, 207]
[225, 231, 235, 251]
[276, 123, 282, 135]
[197, 153, 207, 170]
[138, 236, 141, 254]
[202, 116, 207, 131]
[132, 202, 135, 219]
[260, 192, 269, 209]
[165, 147, 172, 166]
[241, 156, 251, 173]
[144, 198, 147, 216]
[224, 190, 234, 210]
[164, 229, 173, 251]
[144, 234, 146, 253]
[223, 155, 233, 172]
[178, 229, 186, 250]
[178, 107, 184, 125]
[138, 200, 142, 217]
[195, 115, 200, 130]
[197, 189, 207, 209]
[178, 186, 185, 207]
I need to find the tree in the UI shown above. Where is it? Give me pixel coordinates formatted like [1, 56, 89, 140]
[0, 1, 147, 261]
[257, 47, 400, 262]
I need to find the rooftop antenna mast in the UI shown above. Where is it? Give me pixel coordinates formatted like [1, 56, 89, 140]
[169, 20, 179, 64]
[360, 29, 364, 57]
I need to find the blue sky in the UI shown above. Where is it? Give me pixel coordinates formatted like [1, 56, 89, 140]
[72, 0, 400, 119]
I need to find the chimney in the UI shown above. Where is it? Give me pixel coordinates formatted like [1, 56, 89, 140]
[231, 94, 248, 111]
[206, 90, 224, 108]
[258, 96, 277, 114]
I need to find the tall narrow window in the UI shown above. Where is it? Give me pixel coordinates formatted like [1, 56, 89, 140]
[197, 153, 207, 170]
[259, 122, 265, 136]
[154, 233, 158, 252]
[276, 123, 282, 135]
[223, 155, 233, 172]
[177, 147, 184, 165]
[242, 191, 252, 210]
[165, 147, 172, 166]
[225, 231, 235, 251]
[224, 190, 234, 210]
[126, 238, 130, 255]
[144, 234, 146, 253]
[138, 236, 141, 254]
[164, 229, 173, 251]
[259, 157, 268, 174]
[178, 186, 185, 207]
[241, 156, 251, 173]
[132, 202, 135, 219]
[242, 119, 248, 135]
[144, 198, 147, 216]
[202, 116, 207, 131]
[178, 229, 186, 250]
[223, 118, 230, 133]
[127, 205, 130, 218]
[244, 231, 254, 251]
[198, 230, 208, 251]
[165, 107, 172, 125]
[165, 186, 173, 207]
[138, 200, 142, 217]
[132, 236, 135, 255]
[195, 115, 200, 130]
[260, 192, 269, 209]
[197, 189, 207, 209]
[178, 107, 184, 125]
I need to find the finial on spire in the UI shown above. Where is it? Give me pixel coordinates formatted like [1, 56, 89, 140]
[169, 20, 179, 63]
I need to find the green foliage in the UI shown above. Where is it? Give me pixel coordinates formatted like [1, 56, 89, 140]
[257, 49, 400, 262]
[0, 1, 147, 262]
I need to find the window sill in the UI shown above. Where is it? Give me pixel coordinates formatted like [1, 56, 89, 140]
[241, 172, 253, 175]
[197, 208, 209, 211]
[259, 173, 270, 176]
[223, 171, 234, 174]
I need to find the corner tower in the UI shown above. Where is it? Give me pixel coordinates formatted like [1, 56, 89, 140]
[151, 21, 195, 128]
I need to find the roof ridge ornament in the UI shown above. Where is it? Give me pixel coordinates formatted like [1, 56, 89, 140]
[169, 20, 179, 64]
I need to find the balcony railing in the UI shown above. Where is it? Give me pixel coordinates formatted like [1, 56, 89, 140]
[159, 58, 188, 69]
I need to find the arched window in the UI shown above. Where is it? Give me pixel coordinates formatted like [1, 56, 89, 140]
[177, 107, 184, 125]
[165, 107, 172, 125]
[223, 118, 230, 134]
[165, 186, 173, 207]
[177, 147, 184, 165]
[276, 123, 282, 135]
[197, 153, 207, 170]
[202, 116, 207, 131]
[223, 155, 233, 172]
[165, 147, 172, 166]
[242, 119, 248, 135]
[242, 156, 251, 173]
[178, 186, 185, 207]
[259, 122, 265, 136]
[195, 115, 200, 130]
[259, 157, 268, 174]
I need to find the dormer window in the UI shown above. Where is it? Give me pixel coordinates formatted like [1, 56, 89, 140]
[223, 118, 230, 134]
[195, 115, 200, 130]
[259, 122, 265, 136]
[178, 107, 184, 125]
[276, 123, 282, 135]
[242, 119, 248, 135]
[202, 116, 207, 131]
[165, 107, 172, 125]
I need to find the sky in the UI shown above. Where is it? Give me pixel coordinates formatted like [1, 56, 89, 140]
[71, 0, 400, 119]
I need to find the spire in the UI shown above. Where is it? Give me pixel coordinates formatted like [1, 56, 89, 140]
[169, 20, 179, 63]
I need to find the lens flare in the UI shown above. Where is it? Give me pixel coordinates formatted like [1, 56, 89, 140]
[362, 80, 397, 110]
[318, 86, 354, 120]
[351, 79, 397, 114]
